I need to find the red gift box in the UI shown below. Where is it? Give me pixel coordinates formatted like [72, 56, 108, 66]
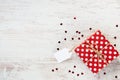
[74, 30, 119, 74]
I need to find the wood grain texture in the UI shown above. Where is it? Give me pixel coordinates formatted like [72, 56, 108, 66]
[0, 0, 120, 80]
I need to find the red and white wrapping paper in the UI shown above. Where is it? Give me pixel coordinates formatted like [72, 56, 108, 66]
[74, 30, 119, 74]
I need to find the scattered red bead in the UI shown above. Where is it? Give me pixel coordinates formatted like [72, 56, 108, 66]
[78, 32, 81, 34]
[76, 31, 78, 33]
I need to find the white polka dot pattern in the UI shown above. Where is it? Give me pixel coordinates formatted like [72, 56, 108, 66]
[75, 30, 119, 74]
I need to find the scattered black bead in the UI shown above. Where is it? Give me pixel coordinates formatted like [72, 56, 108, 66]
[71, 38, 74, 40]
[72, 71, 74, 74]
[78, 37, 80, 40]
[60, 23, 63, 25]
[64, 38, 67, 40]
[77, 74, 79, 76]
[52, 69, 54, 72]
[81, 34, 84, 37]
[116, 25, 118, 27]
[115, 75, 118, 78]
[65, 31, 67, 33]
[55, 68, 58, 70]
[103, 72, 106, 75]
[114, 36, 117, 39]
[57, 48, 59, 50]
[114, 44, 116, 47]
[68, 70, 71, 73]
[76, 31, 78, 33]
[58, 41, 61, 43]
[74, 65, 76, 68]
[89, 28, 92, 30]
[78, 32, 81, 34]
[74, 17, 76, 19]
[81, 72, 84, 75]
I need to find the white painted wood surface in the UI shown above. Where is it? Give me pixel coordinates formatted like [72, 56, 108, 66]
[0, 0, 120, 80]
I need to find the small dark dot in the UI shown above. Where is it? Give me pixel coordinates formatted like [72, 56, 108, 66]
[72, 71, 74, 74]
[115, 75, 118, 78]
[114, 44, 116, 47]
[76, 31, 78, 33]
[55, 68, 58, 70]
[77, 74, 79, 76]
[81, 72, 84, 75]
[60, 23, 63, 25]
[74, 17, 76, 19]
[71, 38, 74, 40]
[52, 69, 54, 72]
[103, 72, 106, 75]
[89, 28, 92, 30]
[74, 65, 76, 68]
[65, 31, 67, 33]
[57, 48, 59, 50]
[78, 32, 81, 34]
[64, 38, 67, 40]
[78, 37, 80, 40]
[58, 41, 61, 43]
[116, 25, 118, 27]
[114, 36, 117, 39]
[68, 70, 71, 73]
[81, 34, 84, 37]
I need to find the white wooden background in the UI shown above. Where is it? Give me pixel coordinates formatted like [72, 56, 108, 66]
[0, 0, 120, 80]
